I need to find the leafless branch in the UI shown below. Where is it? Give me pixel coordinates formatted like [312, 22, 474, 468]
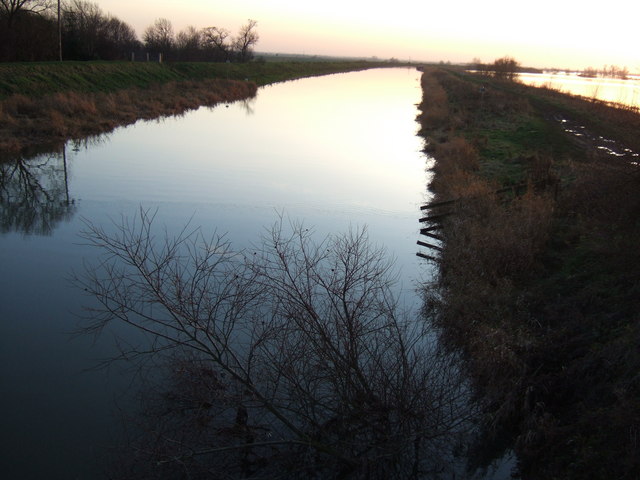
[75, 209, 477, 478]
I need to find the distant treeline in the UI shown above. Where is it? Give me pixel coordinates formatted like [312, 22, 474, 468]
[581, 65, 630, 79]
[470, 56, 525, 80]
[0, 0, 258, 62]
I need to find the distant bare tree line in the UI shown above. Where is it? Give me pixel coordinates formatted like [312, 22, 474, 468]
[0, 0, 259, 62]
[471, 56, 631, 81]
[471, 56, 521, 81]
[581, 65, 629, 79]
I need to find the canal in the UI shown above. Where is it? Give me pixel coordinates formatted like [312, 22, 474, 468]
[0, 67, 433, 478]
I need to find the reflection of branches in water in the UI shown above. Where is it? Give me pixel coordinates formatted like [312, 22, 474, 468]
[0, 148, 76, 235]
[238, 97, 257, 116]
[76, 210, 478, 479]
[70, 133, 112, 153]
[211, 97, 258, 116]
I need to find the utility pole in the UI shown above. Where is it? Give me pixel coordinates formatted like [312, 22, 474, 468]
[58, 0, 62, 61]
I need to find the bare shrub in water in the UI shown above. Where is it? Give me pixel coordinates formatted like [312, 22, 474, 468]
[74, 210, 476, 479]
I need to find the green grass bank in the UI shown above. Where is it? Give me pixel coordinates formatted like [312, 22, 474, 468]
[418, 67, 640, 479]
[0, 60, 394, 100]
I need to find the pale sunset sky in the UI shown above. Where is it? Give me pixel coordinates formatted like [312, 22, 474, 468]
[96, 0, 638, 71]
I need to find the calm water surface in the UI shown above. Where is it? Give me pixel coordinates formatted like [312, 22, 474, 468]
[0, 67, 431, 478]
[518, 72, 640, 107]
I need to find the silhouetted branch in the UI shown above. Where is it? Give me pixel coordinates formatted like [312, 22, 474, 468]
[75, 209, 477, 478]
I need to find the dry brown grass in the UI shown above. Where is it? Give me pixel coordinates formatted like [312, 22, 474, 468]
[438, 188, 554, 304]
[428, 187, 556, 460]
[431, 169, 494, 201]
[446, 190, 554, 281]
[0, 78, 258, 155]
[46, 91, 98, 116]
[561, 158, 640, 225]
[418, 70, 450, 131]
[430, 136, 480, 173]
[418, 71, 489, 200]
[2, 94, 38, 117]
[419, 68, 560, 470]
[46, 110, 68, 136]
[421, 67, 640, 479]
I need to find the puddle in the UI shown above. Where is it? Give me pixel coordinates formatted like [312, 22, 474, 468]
[555, 115, 639, 161]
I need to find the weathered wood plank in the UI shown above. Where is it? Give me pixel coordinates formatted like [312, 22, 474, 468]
[420, 225, 442, 234]
[417, 240, 443, 251]
[416, 252, 439, 261]
[420, 198, 457, 210]
[418, 212, 452, 223]
[420, 231, 443, 241]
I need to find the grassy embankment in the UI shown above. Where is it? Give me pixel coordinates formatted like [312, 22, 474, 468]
[418, 67, 640, 479]
[0, 60, 392, 155]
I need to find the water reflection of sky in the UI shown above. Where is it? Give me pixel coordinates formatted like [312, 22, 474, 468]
[72, 68, 427, 213]
[518, 72, 640, 107]
[70, 67, 432, 283]
[0, 67, 432, 479]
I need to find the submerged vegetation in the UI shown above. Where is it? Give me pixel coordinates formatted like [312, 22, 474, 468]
[418, 66, 640, 479]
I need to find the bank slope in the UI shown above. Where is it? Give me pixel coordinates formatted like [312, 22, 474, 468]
[418, 67, 640, 480]
[0, 60, 392, 155]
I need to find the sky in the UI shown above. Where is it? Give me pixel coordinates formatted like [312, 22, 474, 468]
[95, 0, 638, 71]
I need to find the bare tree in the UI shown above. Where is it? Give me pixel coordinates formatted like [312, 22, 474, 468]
[491, 56, 520, 81]
[175, 25, 202, 61]
[61, 0, 103, 59]
[233, 18, 259, 62]
[60, 0, 138, 60]
[101, 15, 138, 59]
[202, 25, 231, 61]
[0, 0, 55, 60]
[0, 0, 52, 27]
[143, 17, 174, 58]
[75, 210, 477, 478]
